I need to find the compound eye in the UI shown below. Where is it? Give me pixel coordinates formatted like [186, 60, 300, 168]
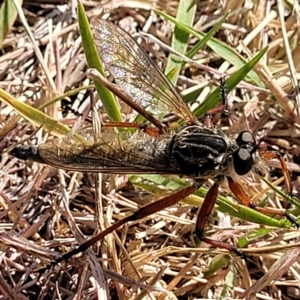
[236, 131, 255, 146]
[233, 147, 254, 175]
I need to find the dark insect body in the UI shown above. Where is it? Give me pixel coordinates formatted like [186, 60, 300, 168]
[11, 19, 295, 267]
[12, 126, 244, 179]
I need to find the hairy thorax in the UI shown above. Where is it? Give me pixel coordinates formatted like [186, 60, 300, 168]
[166, 125, 238, 180]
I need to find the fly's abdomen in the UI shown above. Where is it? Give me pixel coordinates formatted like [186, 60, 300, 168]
[10, 133, 180, 174]
[10, 146, 45, 164]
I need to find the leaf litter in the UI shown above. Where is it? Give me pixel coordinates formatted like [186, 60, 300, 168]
[1, 1, 300, 299]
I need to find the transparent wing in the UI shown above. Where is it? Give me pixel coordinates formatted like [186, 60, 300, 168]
[90, 19, 197, 123]
[12, 131, 181, 174]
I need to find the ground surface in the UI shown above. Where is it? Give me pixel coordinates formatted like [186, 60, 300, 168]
[1, 1, 300, 299]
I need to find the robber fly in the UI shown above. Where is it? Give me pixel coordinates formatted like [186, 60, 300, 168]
[11, 19, 294, 264]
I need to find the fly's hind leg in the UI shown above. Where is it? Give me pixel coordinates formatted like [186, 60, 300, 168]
[195, 180, 246, 258]
[45, 181, 203, 270]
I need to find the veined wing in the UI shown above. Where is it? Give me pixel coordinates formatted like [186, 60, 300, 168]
[90, 19, 197, 123]
[11, 131, 181, 174]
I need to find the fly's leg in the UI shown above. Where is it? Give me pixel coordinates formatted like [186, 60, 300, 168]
[202, 77, 228, 127]
[195, 181, 245, 258]
[164, 78, 229, 128]
[102, 121, 165, 137]
[227, 174, 298, 227]
[202, 106, 227, 127]
[194, 152, 296, 257]
[260, 150, 298, 226]
[47, 182, 202, 268]
[259, 150, 292, 194]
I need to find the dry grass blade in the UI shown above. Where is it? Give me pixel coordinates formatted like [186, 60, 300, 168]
[243, 247, 300, 298]
[1, 1, 300, 300]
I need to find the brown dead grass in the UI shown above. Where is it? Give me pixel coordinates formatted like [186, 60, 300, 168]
[1, 0, 300, 299]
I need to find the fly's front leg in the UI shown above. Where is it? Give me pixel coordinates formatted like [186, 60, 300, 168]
[227, 176, 298, 227]
[260, 150, 292, 194]
[202, 107, 226, 128]
[259, 150, 299, 226]
[202, 78, 228, 128]
[195, 182, 245, 257]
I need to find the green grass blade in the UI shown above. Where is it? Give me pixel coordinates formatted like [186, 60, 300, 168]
[0, 0, 19, 48]
[164, 0, 196, 86]
[0, 88, 85, 143]
[156, 10, 262, 86]
[77, 2, 122, 122]
[195, 187, 292, 228]
[38, 85, 94, 110]
[203, 254, 231, 277]
[185, 13, 228, 61]
[261, 176, 300, 209]
[192, 47, 268, 118]
[238, 228, 274, 248]
[132, 174, 293, 228]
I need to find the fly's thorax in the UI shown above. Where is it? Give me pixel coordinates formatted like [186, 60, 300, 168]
[166, 125, 238, 179]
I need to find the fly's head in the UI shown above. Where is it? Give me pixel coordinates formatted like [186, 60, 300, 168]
[232, 131, 258, 176]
